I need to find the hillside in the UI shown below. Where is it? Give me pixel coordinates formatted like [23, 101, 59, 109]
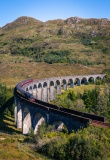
[0, 16, 110, 65]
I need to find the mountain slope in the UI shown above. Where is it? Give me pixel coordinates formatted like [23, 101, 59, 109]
[0, 16, 110, 65]
[2, 16, 43, 30]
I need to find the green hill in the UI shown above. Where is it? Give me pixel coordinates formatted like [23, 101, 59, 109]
[0, 16, 110, 65]
[0, 16, 110, 86]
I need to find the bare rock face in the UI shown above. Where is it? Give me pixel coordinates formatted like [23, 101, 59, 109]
[66, 17, 82, 24]
[0, 50, 4, 54]
[58, 26, 67, 34]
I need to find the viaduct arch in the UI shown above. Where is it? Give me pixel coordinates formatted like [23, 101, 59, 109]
[14, 74, 106, 134]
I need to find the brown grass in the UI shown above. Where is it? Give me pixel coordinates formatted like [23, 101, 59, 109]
[0, 54, 109, 87]
[0, 135, 48, 160]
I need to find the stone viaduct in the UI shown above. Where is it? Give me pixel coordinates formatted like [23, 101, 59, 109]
[14, 74, 106, 134]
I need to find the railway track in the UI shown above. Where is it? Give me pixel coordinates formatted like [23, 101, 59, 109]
[91, 120, 110, 128]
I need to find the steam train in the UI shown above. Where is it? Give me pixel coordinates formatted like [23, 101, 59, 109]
[14, 79, 35, 102]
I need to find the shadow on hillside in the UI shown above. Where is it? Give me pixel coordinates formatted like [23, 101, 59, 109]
[0, 114, 21, 134]
[0, 96, 22, 134]
[0, 96, 14, 114]
[4, 115, 14, 123]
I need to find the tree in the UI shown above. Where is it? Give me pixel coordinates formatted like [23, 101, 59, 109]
[82, 88, 100, 113]
[95, 94, 107, 116]
[82, 90, 93, 112]
[104, 84, 110, 106]
[67, 90, 77, 102]
[0, 83, 7, 107]
[0, 83, 14, 116]
[74, 99, 85, 111]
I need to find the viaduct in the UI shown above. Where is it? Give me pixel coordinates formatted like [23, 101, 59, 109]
[14, 74, 106, 135]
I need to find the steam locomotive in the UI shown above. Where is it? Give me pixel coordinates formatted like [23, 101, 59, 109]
[14, 79, 35, 102]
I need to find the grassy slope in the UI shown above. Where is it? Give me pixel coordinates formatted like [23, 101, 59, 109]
[0, 54, 109, 87]
[0, 17, 110, 87]
[71, 84, 105, 94]
[0, 114, 50, 160]
[0, 16, 110, 67]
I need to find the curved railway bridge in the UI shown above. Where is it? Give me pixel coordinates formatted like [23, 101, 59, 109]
[14, 74, 110, 135]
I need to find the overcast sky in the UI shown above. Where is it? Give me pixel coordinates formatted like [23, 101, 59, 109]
[0, 0, 110, 27]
